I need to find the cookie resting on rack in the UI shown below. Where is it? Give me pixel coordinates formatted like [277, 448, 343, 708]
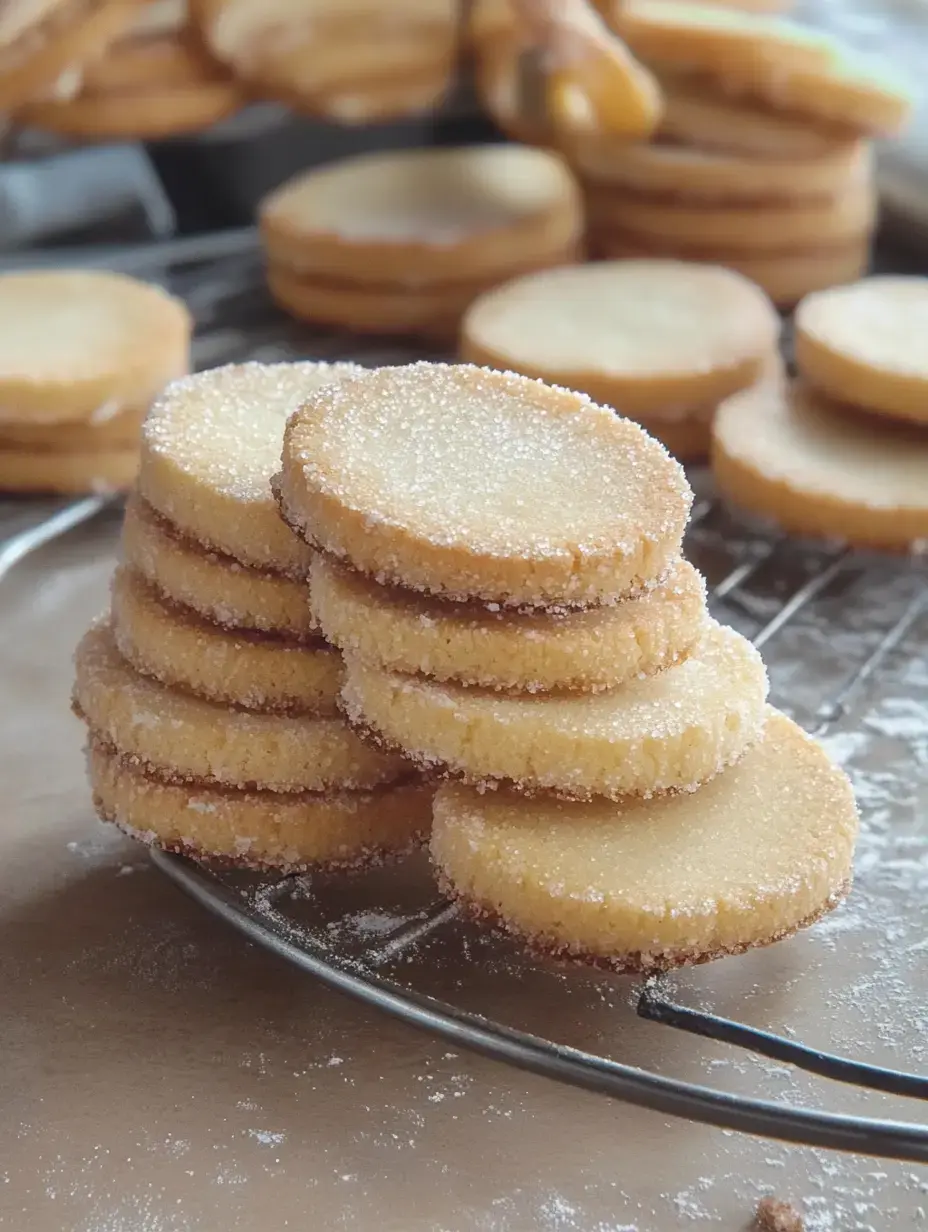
[0, 446, 140, 494]
[121, 495, 319, 641]
[460, 261, 780, 417]
[712, 378, 928, 549]
[88, 740, 433, 873]
[311, 554, 706, 693]
[794, 276, 928, 426]
[431, 710, 858, 971]
[138, 360, 361, 576]
[73, 625, 405, 793]
[111, 566, 343, 714]
[340, 620, 768, 799]
[277, 363, 692, 608]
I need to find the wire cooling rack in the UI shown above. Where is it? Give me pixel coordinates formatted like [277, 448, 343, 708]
[4, 229, 928, 1166]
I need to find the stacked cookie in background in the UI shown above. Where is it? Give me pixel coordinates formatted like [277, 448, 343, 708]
[258, 145, 584, 342]
[460, 258, 781, 460]
[0, 269, 190, 496]
[19, 0, 243, 140]
[278, 361, 858, 970]
[195, 0, 457, 124]
[582, 0, 913, 305]
[713, 275, 928, 550]
[72, 363, 432, 872]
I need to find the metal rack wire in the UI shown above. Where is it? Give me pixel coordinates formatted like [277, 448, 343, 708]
[5, 228, 928, 1166]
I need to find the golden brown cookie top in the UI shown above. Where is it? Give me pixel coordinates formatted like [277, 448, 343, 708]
[139, 360, 361, 574]
[279, 361, 692, 606]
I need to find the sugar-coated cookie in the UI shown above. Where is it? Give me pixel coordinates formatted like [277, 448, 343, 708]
[90, 740, 432, 872]
[278, 363, 692, 607]
[0, 403, 146, 450]
[795, 276, 928, 425]
[341, 620, 768, 799]
[0, 269, 190, 424]
[111, 566, 342, 714]
[260, 145, 582, 286]
[74, 624, 405, 792]
[430, 709, 857, 971]
[121, 495, 318, 641]
[460, 261, 779, 415]
[712, 378, 928, 548]
[138, 361, 361, 576]
[311, 554, 706, 692]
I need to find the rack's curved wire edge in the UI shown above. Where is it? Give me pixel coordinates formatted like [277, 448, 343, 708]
[151, 847, 928, 1164]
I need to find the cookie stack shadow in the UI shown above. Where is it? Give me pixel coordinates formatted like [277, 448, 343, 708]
[71, 362, 433, 872]
[258, 144, 584, 343]
[277, 361, 858, 971]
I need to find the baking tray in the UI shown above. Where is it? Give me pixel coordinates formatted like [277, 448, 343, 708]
[3, 229, 927, 1172]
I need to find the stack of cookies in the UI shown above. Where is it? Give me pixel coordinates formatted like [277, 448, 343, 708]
[194, 0, 457, 123]
[575, 0, 913, 306]
[19, 0, 243, 140]
[73, 362, 433, 872]
[460, 257, 781, 460]
[259, 145, 584, 342]
[277, 362, 858, 971]
[0, 269, 190, 496]
[713, 275, 928, 550]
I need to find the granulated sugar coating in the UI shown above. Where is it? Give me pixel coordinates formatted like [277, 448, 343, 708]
[73, 624, 406, 793]
[122, 495, 319, 641]
[460, 260, 781, 416]
[111, 565, 343, 715]
[795, 276, 928, 425]
[430, 709, 858, 970]
[712, 378, 928, 548]
[88, 740, 433, 871]
[341, 620, 768, 799]
[311, 554, 706, 692]
[279, 363, 692, 607]
[259, 144, 582, 285]
[138, 360, 361, 575]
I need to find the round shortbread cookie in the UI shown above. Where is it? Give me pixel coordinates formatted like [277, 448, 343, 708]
[586, 179, 876, 252]
[259, 145, 582, 286]
[307, 69, 451, 124]
[341, 620, 768, 799]
[311, 554, 706, 692]
[139, 360, 360, 577]
[794, 276, 928, 425]
[712, 379, 928, 548]
[718, 41, 913, 137]
[0, 269, 190, 424]
[89, 740, 432, 872]
[0, 402, 145, 450]
[74, 624, 405, 792]
[658, 78, 857, 158]
[570, 135, 869, 203]
[121, 495, 317, 640]
[592, 235, 870, 309]
[111, 566, 342, 714]
[430, 709, 857, 971]
[0, 0, 142, 111]
[267, 265, 547, 343]
[634, 406, 715, 461]
[460, 261, 780, 416]
[614, 1, 833, 77]
[0, 446, 138, 494]
[82, 31, 227, 93]
[21, 80, 241, 138]
[279, 362, 692, 608]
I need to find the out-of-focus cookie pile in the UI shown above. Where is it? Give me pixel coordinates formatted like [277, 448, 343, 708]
[69, 357, 859, 971]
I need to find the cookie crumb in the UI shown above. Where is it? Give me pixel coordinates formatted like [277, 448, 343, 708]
[754, 1196, 804, 1232]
